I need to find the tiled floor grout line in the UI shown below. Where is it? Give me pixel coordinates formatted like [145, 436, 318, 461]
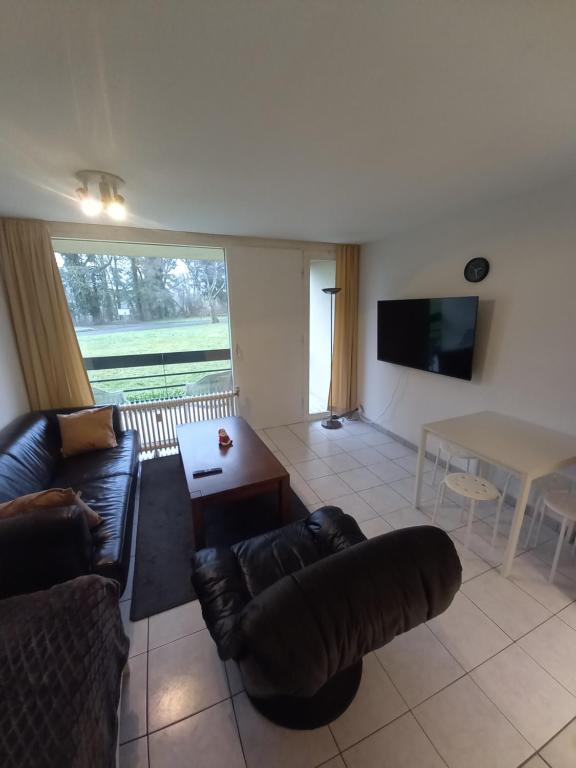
[360, 653, 454, 767]
[464, 666, 566, 755]
[422, 606, 576, 753]
[413, 721, 451, 768]
[316, 755, 343, 768]
[144, 694, 233, 742]
[145, 617, 151, 766]
[534, 712, 576, 760]
[125, 622, 209, 665]
[145, 622, 150, 743]
[513, 634, 576, 703]
[146, 623, 207, 654]
[425, 576, 576, 676]
[339, 651, 542, 765]
[229, 693, 250, 768]
[119, 693, 235, 748]
[332, 708, 411, 761]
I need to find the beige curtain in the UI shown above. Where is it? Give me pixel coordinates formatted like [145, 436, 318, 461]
[331, 244, 359, 413]
[0, 218, 94, 410]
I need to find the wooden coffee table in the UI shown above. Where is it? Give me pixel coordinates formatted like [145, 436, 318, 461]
[177, 415, 291, 549]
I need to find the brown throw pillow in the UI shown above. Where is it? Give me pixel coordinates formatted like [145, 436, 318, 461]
[0, 488, 103, 528]
[58, 406, 117, 457]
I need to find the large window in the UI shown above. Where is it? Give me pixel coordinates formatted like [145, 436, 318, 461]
[54, 240, 232, 403]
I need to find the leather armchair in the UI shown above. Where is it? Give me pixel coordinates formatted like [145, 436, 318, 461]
[192, 507, 461, 728]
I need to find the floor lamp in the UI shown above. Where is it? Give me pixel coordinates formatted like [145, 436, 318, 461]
[322, 287, 342, 429]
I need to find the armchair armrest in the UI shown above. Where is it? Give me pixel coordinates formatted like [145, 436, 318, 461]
[239, 525, 462, 698]
[306, 506, 367, 555]
[0, 507, 93, 599]
[192, 547, 248, 660]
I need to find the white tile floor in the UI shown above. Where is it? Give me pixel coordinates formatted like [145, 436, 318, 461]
[119, 418, 576, 768]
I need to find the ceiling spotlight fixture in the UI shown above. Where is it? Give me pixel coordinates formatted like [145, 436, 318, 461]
[78, 188, 103, 217]
[75, 170, 127, 220]
[106, 195, 126, 221]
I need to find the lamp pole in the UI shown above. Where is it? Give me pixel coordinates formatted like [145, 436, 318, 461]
[321, 287, 342, 429]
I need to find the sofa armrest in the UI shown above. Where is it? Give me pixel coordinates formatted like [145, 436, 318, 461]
[239, 525, 462, 698]
[0, 507, 93, 599]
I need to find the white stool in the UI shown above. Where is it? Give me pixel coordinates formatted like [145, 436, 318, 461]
[433, 472, 500, 550]
[525, 491, 576, 583]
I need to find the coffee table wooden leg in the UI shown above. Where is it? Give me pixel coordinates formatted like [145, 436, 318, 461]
[191, 496, 206, 550]
[279, 475, 291, 526]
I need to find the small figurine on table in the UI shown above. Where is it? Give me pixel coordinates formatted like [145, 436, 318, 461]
[218, 428, 233, 449]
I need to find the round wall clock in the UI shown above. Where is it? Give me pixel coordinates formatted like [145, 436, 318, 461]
[464, 257, 490, 283]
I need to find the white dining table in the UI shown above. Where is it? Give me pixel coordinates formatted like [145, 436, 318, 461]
[413, 411, 576, 577]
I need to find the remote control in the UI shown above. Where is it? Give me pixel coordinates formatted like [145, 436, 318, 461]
[192, 467, 223, 478]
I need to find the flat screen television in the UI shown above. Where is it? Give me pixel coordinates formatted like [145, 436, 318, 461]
[377, 296, 479, 381]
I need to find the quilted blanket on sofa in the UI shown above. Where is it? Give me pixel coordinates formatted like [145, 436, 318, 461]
[0, 575, 129, 768]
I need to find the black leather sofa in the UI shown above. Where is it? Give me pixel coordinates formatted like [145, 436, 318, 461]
[192, 507, 462, 728]
[0, 406, 138, 598]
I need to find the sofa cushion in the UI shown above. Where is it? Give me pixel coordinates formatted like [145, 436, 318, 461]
[58, 406, 118, 457]
[0, 488, 102, 528]
[42, 405, 124, 437]
[51, 432, 139, 489]
[0, 414, 59, 497]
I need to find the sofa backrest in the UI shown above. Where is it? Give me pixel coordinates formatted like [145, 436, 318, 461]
[0, 414, 60, 502]
[0, 406, 124, 503]
[40, 405, 123, 436]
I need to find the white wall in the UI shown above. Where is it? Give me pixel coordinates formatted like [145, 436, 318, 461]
[358, 177, 576, 446]
[226, 245, 307, 429]
[0, 275, 29, 427]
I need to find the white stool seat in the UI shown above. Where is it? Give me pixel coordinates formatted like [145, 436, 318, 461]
[444, 473, 499, 502]
[542, 491, 576, 520]
[433, 472, 501, 552]
[432, 443, 515, 547]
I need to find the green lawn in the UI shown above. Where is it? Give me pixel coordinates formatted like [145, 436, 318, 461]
[78, 318, 232, 401]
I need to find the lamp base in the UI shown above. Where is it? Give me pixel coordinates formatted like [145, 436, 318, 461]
[321, 416, 343, 430]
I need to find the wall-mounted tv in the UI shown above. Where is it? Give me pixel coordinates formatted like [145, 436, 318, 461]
[377, 296, 479, 381]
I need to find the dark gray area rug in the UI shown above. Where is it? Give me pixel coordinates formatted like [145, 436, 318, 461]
[130, 454, 309, 621]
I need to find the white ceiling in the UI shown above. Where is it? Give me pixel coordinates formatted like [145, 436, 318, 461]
[2, 0, 576, 243]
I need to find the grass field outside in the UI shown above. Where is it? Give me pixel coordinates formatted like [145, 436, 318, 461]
[78, 317, 232, 401]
